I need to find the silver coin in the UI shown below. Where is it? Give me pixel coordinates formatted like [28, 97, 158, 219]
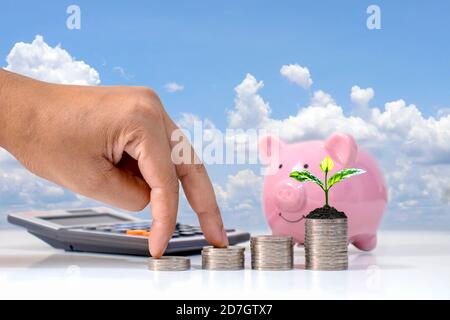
[148, 256, 191, 271]
[201, 246, 245, 271]
[202, 265, 243, 271]
[304, 218, 348, 271]
[251, 235, 293, 243]
[252, 265, 293, 271]
[203, 245, 245, 251]
[250, 235, 294, 271]
[201, 251, 245, 256]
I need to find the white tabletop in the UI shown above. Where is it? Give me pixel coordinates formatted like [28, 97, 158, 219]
[0, 229, 449, 299]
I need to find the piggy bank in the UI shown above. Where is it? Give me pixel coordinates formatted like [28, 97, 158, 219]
[259, 133, 388, 251]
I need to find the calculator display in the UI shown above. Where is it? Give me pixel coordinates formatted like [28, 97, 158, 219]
[41, 214, 127, 226]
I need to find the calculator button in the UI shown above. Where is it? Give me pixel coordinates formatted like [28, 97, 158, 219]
[112, 228, 128, 233]
[126, 230, 150, 236]
[113, 224, 134, 229]
[97, 227, 113, 232]
[179, 231, 196, 236]
[132, 224, 151, 229]
[178, 228, 194, 233]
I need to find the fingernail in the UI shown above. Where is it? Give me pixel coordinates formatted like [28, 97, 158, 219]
[221, 227, 229, 247]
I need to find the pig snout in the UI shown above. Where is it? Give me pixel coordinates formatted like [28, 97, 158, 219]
[275, 179, 306, 212]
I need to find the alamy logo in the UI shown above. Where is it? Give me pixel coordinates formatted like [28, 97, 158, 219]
[367, 5, 381, 30]
[66, 5, 81, 30]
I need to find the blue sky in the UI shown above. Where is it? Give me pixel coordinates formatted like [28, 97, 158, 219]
[2, 0, 450, 122]
[1, 1, 450, 230]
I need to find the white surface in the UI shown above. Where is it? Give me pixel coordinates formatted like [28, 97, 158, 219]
[0, 229, 449, 299]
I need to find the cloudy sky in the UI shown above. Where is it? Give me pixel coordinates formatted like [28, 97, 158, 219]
[1, 1, 449, 230]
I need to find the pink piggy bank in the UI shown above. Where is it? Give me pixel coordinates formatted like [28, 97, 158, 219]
[259, 133, 388, 251]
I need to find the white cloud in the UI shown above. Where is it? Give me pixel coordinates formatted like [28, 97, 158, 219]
[164, 82, 184, 93]
[214, 169, 263, 213]
[192, 72, 450, 228]
[5, 35, 100, 85]
[177, 112, 219, 143]
[0, 151, 95, 213]
[351, 86, 375, 118]
[371, 100, 450, 163]
[113, 66, 133, 80]
[280, 64, 313, 89]
[351, 85, 374, 107]
[437, 107, 450, 118]
[310, 90, 335, 107]
[228, 73, 271, 129]
[228, 74, 450, 165]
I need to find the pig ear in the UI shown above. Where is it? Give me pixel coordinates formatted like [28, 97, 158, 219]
[324, 133, 358, 166]
[259, 135, 285, 165]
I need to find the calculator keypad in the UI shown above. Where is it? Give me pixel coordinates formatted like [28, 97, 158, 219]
[83, 222, 234, 238]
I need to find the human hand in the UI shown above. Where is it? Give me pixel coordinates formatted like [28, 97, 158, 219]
[0, 70, 228, 257]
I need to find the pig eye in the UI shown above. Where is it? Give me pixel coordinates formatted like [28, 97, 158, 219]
[279, 164, 283, 169]
[303, 164, 309, 169]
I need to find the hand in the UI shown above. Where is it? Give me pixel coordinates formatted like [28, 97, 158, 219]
[0, 70, 229, 257]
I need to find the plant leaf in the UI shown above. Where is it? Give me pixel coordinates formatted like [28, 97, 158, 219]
[290, 170, 324, 190]
[320, 156, 334, 173]
[327, 168, 366, 189]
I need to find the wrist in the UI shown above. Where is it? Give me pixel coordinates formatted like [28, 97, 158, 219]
[0, 69, 15, 149]
[0, 70, 47, 153]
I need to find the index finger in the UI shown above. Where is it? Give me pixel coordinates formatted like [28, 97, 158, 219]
[163, 113, 228, 248]
[124, 120, 179, 258]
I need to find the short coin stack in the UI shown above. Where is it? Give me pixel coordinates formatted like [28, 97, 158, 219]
[148, 256, 191, 271]
[251, 235, 294, 270]
[305, 218, 348, 270]
[202, 246, 245, 270]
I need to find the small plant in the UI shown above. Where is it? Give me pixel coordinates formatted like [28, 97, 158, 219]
[289, 156, 366, 207]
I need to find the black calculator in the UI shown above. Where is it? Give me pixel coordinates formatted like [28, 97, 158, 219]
[7, 207, 250, 256]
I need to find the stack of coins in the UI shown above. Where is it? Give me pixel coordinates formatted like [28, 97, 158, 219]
[201, 246, 245, 270]
[305, 218, 348, 271]
[148, 256, 191, 271]
[251, 236, 294, 270]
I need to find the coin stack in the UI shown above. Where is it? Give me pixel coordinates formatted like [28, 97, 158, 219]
[251, 236, 294, 270]
[148, 256, 191, 271]
[305, 218, 348, 271]
[201, 246, 245, 270]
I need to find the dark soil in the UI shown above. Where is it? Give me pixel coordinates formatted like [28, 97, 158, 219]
[306, 205, 347, 219]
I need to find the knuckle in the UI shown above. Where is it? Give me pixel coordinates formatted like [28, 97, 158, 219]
[135, 86, 159, 100]
[180, 163, 206, 179]
[197, 203, 221, 220]
[166, 176, 180, 194]
[131, 98, 163, 123]
[192, 163, 206, 174]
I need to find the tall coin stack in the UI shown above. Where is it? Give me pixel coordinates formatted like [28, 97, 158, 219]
[202, 246, 245, 270]
[305, 218, 348, 271]
[251, 236, 294, 270]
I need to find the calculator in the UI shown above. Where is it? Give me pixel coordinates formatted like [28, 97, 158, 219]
[7, 207, 250, 256]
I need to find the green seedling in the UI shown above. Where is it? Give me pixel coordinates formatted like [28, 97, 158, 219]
[289, 156, 366, 207]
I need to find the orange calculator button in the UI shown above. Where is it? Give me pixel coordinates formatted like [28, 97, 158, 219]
[126, 230, 150, 237]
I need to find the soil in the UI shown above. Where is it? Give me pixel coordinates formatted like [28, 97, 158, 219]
[306, 205, 347, 219]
